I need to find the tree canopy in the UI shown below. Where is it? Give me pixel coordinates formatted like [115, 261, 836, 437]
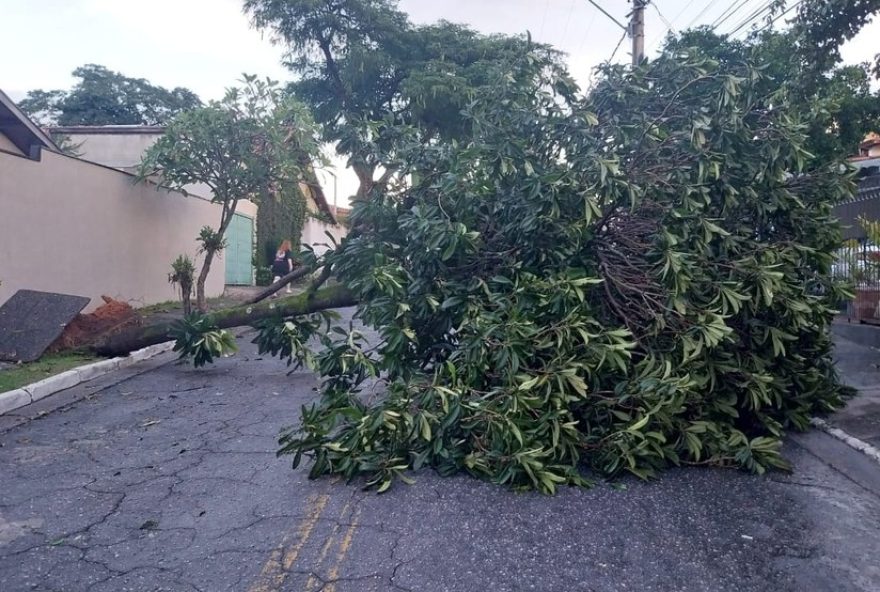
[18, 64, 202, 126]
[662, 24, 880, 162]
[244, 0, 562, 199]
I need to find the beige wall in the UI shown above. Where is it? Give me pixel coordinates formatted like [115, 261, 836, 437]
[64, 132, 217, 200]
[0, 133, 22, 155]
[0, 147, 253, 312]
[69, 132, 161, 173]
[302, 218, 347, 255]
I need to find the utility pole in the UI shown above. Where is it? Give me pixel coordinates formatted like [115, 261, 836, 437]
[630, 0, 647, 65]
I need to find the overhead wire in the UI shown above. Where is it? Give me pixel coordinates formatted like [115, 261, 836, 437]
[584, 0, 628, 31]
[538, 0, 551, 38]
[724, 0, 776, 38]
[608, 28, 629, 63]
[652, 2, 676, 34]
[684, 0, 721, 30]
[575, 6, 600, 55]
[710, 0, 752, 29]
[750, 0, 804, 36]
[560, 0, 579, 46]
[647, 0, 697, 52]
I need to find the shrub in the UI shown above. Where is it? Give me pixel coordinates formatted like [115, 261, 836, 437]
[168, 255, 196, 315]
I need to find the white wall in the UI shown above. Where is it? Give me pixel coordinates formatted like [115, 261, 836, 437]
[0, 147, 251, 311]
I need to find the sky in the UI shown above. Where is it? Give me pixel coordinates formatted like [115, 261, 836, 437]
[2, 0, 879, 203]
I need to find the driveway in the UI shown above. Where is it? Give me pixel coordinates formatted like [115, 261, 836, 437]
[1, 313, 879, 592]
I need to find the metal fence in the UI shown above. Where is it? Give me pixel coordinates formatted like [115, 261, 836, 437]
[833, 173, 880, 322]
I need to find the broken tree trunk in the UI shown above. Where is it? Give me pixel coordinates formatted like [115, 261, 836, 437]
[246, 265, 314, 304]
[93, 284, 357, 357]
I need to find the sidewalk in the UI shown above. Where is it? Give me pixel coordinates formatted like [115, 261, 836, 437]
[831, 322, 880, 448]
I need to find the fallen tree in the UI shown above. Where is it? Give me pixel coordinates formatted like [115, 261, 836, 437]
[92, 285, 355, 356]
[245, 265, 314, 304]
[142, 47, 858, 493]
[266, 49, 855, 493]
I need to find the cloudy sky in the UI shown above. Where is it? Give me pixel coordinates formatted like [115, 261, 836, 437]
[2, 0, 878, 202]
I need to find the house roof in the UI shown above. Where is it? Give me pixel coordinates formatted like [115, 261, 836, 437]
[860, 133, 880, 150]
[0, 89, 58, 158]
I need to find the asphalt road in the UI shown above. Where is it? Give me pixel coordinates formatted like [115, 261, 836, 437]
[1, 314, 879, 592]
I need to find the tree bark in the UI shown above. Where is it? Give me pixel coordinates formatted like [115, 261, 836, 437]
[93, 284, 357, 357]
[246, 265, 314, 304]
[195, 247, 215, 312]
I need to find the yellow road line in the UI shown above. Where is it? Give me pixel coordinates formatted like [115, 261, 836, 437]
[324, 507, 362, 592]
[247, 493, 330, 592]
[304, 501, 352, 591]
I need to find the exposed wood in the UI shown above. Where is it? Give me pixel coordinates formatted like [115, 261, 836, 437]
[93, 285, 357, 356]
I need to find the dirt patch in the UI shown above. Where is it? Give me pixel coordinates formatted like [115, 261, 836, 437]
[49, 296, 141, 351]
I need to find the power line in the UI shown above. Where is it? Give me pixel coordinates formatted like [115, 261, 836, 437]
[652, 2, 676, 34]
[560, 0, 578, 46]
[647, 0, 697, 52]
[585, 0, 627, 31]
[750, 0, 804, 36]
[608, 29, 628, 62]
[710, 0, 751, 29]
[724, 0, 776, 37]
[684, 0, 721, 30]
[575, 6, 600, 55]
[538, 0, 551, 38]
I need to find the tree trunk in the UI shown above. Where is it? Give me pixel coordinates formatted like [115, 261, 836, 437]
[246, 265, 314, 304]
[92, 284, 357, 357]
[195, 247, 216, 312]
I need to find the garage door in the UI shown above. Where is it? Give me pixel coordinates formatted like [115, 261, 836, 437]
[225, 213, 254, 285]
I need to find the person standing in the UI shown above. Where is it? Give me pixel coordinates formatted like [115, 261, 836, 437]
[271, 240, 294, 294]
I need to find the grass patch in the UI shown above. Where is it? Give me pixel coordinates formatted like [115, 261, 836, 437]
[136, 300, 180, 316]
[0, 352, 99, 394]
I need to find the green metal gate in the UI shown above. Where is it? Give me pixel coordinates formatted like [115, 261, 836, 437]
[225, 213, 254, 285]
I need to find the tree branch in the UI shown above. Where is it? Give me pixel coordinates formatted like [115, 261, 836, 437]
[93, 284, 357, 356]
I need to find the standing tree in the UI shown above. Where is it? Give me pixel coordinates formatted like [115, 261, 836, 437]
[18, 64, 201, 126]
[138, 75, 322, 311]
[244, 0, 564, 202]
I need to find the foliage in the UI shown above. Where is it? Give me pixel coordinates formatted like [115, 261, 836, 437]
[244, 0, 563, 198]
[170, 314, 238, 368]
[252, 310, 339, 371]
[255, 266, 274, 287]
[790, 0, 880, 77]
[48, 133, 84, 157]
[256, 47, 857, 493]
[196, 226, 227, 255]
[662, 27, 880, 162]
[18, 64, 201, 126]
[168, 255, 196, 315]
[139, 75, 322, 311]
[256, 182, 309, 267]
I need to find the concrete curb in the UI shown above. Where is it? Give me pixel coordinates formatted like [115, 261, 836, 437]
[0, 341, 176, 416]
[811, 417, 880, 465]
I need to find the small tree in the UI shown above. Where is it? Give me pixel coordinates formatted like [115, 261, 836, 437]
[139, 76, 322, 312]
[168, 254, 196, 315]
